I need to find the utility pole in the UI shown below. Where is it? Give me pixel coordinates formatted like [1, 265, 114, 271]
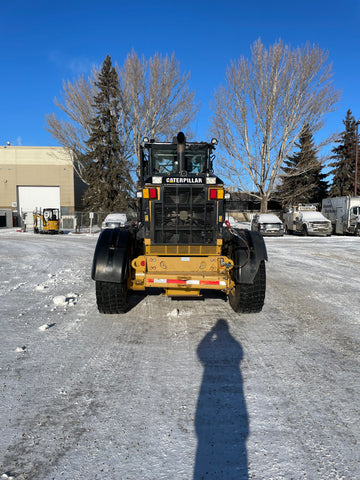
[355, 121, 359, 197]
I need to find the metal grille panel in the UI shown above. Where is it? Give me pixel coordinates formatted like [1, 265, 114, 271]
[152, 186, 216, 245]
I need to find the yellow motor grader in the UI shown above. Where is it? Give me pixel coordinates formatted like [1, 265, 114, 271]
[92, 132, 267, 314]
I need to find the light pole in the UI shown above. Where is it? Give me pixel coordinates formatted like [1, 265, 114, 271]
[355, 120, 359, 197]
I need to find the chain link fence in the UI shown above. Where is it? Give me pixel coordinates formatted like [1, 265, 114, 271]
[61, 211, 137, 233]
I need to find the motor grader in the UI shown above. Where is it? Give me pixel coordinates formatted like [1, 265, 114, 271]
[92, 132, 267, 313]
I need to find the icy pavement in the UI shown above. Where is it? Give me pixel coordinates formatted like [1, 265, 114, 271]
[0, 229, 359, 479]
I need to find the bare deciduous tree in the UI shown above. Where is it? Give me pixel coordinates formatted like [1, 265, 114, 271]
[118, 51, 199, 162]
[211, 39, 341, 212]
[45, 52, 198, 185]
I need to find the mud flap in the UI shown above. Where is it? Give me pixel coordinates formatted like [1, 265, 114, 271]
[231, 229, 268, 284]
[91, 228, 133, 284]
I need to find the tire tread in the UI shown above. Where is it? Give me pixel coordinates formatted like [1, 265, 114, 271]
[229, 260, 266, 313]
[96, 281, 128, 314]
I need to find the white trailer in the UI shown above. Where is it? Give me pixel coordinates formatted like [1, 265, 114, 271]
[321, 196, 360, 235]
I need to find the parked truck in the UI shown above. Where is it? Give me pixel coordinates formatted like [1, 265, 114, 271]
[91, 132, 268, 314]
[283, 204, 332, 236]
[321, 196, 360, 235]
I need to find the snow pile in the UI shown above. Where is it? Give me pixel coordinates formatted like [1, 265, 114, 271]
[15, 346, 27, 353]
[38, 322, 56, 331]
[53, 293, 78, 307]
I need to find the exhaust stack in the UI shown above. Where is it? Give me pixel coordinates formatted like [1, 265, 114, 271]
[176, 131, 186, 173]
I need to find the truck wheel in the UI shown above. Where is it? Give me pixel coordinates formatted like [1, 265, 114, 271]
[302, 225, 308, 236]
[228, 260, 266, 313]
[95, 281, 128, 314]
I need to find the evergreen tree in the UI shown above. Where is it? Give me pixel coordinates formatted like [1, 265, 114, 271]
[329, 109, 359, 197]
[82, 55, 133, 212]
[276, 123, 328, 205]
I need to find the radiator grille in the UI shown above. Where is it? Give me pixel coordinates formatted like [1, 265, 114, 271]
[152, 186, 216, 244]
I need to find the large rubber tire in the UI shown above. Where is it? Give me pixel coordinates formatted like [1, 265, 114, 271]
[228, 260, 266, 313]
[95, 281, 128, 314]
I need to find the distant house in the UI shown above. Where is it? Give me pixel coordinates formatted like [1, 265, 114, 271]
[225, 191, 282, 212]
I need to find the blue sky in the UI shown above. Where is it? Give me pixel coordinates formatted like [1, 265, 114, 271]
[1, 0, 359, 154]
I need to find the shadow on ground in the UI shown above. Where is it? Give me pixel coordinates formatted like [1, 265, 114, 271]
[194, 319, 249, 479]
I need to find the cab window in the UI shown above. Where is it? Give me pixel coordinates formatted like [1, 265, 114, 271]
[152, 149, 178, 174]
[185, 151, 207, 173]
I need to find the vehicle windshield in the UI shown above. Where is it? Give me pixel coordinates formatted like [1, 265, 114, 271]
[44, 209, 58, 221]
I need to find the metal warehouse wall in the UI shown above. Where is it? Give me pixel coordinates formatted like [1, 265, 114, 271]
[0, 145, 75, 215]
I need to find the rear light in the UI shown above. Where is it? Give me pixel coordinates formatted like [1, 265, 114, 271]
[209, 188, 224, 200]
[142, 188, 158, 199]
[210, 189, 217, 200]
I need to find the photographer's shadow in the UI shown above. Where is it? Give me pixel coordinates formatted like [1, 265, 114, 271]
[194, 319, 249, 479]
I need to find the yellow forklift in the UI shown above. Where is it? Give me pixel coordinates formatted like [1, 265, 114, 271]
[33, 208, 60, 234]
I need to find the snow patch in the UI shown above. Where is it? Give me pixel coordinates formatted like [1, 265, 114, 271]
[38, 323, 56, 331]
[53, 293, 78, 307]
[53, 295, 67, 306]
[167, 308, 191, 318]
[15, 346, 27, 353]
[35, 284, 48, 291]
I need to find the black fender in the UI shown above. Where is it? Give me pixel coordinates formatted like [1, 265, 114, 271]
[91, 228, 134, 283]
[231, 229, 268, 284]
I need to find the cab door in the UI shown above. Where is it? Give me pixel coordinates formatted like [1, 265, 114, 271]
[350, 206, 360, 232]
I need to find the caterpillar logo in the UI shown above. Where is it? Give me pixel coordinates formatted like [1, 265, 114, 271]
[165, 177, 203, 184]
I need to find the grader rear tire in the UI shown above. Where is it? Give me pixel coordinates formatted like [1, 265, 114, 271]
[95, 281, 128, 314]
[228, 260, 266, 313]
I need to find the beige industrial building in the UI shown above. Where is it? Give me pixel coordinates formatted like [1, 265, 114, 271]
[0, 145, 76, 227]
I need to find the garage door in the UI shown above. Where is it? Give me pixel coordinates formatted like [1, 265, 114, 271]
[18, 186, 61, 215]
[18, 186, 61, 228]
